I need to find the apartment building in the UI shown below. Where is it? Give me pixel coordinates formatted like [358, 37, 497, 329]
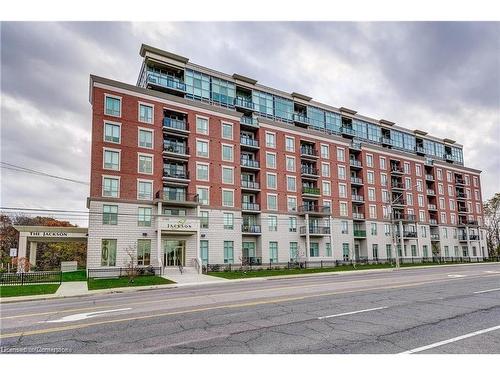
[87, 43, 487, 272]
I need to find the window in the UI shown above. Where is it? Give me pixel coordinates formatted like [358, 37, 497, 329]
[268, 216, 278, 231]
[101, 239, 117, 266]
[289, 217, 297, 232]
[320, 144, 329, 159]
[368, 188, 375, 202]
[102, 205, 118, 225]
[287, 176, 297, 192]
[269, 242, 278, 263]
[267, 173, 277, 189]
[338, 165, 346, 180]
[138, 154, 153, 174]
[105, 95, 121, 117]
[338, 183, 347, 198]
[342, 243, 350, 261]
[196, 163, 209, 181]
[439, 197, 445, 209]
[371, 223, 377, 235]
[197, 186, 209, 205]
[369, 205, 377, 219]
[137, 180, 152, 200]
[138, 129, 153, 149]
[372, 244, 379, 260]
[404, 162, 410, 174]
[406, 193, 413, 206]
[137, 239, 151, 266]
[221, 122, 233, 140]
[196, 116, 209, 134]
[321, 162, 330, 177]
[322, 181, 331, 196]
[267, 194, 278, 210]
[384, 224, 391, 236]
[222, 189, 234, 207]
[287, 196, 297, 211]
[438, 183, 444, 195]
[265, 132, 276, 148]
[102, 177, 119, 197]
[200, 211, 209, 229]
[223, 213, 234, 229]
[447, 171, 452, 182]
[416, 180, 423, 192]
[335, 147, 344, 161]
[405, 177, 411, 190]
[104, 122, 120, 143]
[415, 164, 422, 176]
[223, 241, 234, 264]
[381, 173, 387, 187]
[139, 103, 153, 124]
[367, 171, 375, 185]
[104, 149, 120, 170]
[266, 152, 276, 169]
[286, 156, 296, 172]
[437, 169, 443, 180]
[289, 242, 298, 260]
[221, 144, 233, 162]
[340, 202, 348, 216]
[341, 221, 348, 234]
[310, 242, 319, 257]
[473, 176, 479, 187]
[326, 243, 332, 257]
[200, 240, 209, 265]
[285, 136, 295, 152]
[411, 245, 418, 257]
[366, 154, 373, 167]
[222, 166, 234, 184]
[379, 157, 386, 170]
[138, 207, 152, 226]
[196, 139, 209, 158]
[419, 210, 425, 222]
[386, 244, 392, 259]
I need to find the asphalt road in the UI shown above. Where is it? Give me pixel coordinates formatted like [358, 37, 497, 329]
[1, 263, 500, 354]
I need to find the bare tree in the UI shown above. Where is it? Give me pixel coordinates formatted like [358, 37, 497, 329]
[123, 244, 138, 284]
[484, 193, 500, 257]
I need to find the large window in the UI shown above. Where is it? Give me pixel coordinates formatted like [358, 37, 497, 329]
[307, 106, 325, 129]
[138, 129, 153, 149]
[137, 180, 153, 200]
[139, 104, 153, 124]
[268, 216, 278, 231]
[196, 139, 209, 158]
[196, 117, 209, 135]
[221, 144, 233, 162]
[252, 90, 273, 117]
[342, 243, 350, 261]
[197, 186, 209, 205]
[274, 96, 294, 122]
[104, 149, 120, 170]
[104, 122, 120, 143]
[137, 239, 151, 266]
[310, 242, 319, 257]
[223, 241, 234, 264]
[222, 189, 234, 207]
[105, 96, 121, 117]
[196, 163, 209, 181]
[102, 205, 118, 225]
[200, 240, 209, 265]
[367, 123, 381, 142]
[289, 242, 298, 261]
[325, 111, 341, 133]
[211, 77, 235, 107]
[223, 213, 234, 229]
[138, 154, 153, 174]
[138, 207, 152, 227]
[102, 177, 119, 197]
[185, 69, 210, 100]
[269, 242, 278, 263]
[101, 239, 117, 266]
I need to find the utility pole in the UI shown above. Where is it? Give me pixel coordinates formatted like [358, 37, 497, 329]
[390, 207, 400, 268]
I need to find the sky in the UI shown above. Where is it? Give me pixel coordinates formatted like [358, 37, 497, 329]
[1, 22, 499, 226]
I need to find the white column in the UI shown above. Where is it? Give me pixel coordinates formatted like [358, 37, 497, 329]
[465, 226, 471, 257]
[17, 234, 27, 273]
[196, 205, 201, 273]
[305, 213, 310, 260]
[29, 241, 37, 267]
[399, 220, 404, 260]
[329, 215, 334, 260]
[157, 201, 162, 267]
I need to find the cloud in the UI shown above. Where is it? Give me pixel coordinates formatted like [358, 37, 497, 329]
[1, 21, 499, 227]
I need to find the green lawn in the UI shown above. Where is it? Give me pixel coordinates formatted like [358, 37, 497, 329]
[87, 276, 175, 290]
[0, 284, 60, 298]
[62, 269, 87, 282]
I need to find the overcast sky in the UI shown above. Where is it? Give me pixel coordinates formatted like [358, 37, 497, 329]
[1, 22, 499, 226]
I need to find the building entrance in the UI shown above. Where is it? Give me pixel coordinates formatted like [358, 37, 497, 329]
[163, 239, 186, 266]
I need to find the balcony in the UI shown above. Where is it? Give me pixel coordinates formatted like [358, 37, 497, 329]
[241, 180, 260, 191]
[430, 233, 440, 241]
[349, 159, 363, 169]
[429, 218, 438, 226]
[458, 220, 479, 227]
[426, 189, 436, 196]
[458, 234, 469, 242]
[241, 224, 262, 235]
[392, 198, 405, 207]
[353, 212, 365, 221]
[234, 97, 254, 111]
[298, 205, 331, 216]
[163, 169, 190, 182]
[444, 153, 454, 162]
[380, 137, 393, 146]
[455, 178, 465, 186]
[163, 118, 189, 134]
[456, 192, 467, 200]
[425, 174, 434, 181]
[354, 230, 366, 238]
[240, 116, 259, 128]
[415, 146, 426, 156]
[156, 191, 199, 207]
[392, 213, 417, 222]
[391, 182, 404, 191]
[301, 166, 319, 178]
[349, 142, 362, 152]
[403, 231, 418, 238]
[428, 204, 437, 211]
[390, 166, 404, 175]
[352, 194, 365, 204]
[240, 158, 260, 170]
[163, 142, 189, 158]
[458, 206, 468, 213]
[146, 71, 186, 93]
[340, 126, 356, 138]
[300, 226, 331, 236]
[293, 113, 310, 126]
[240, 136, 259, 149]
[351, 176, 363, 185]
[300, 147, 319, 159]
[242, 202, 260, 212]
[302, 186, 321, 196]
[469, 234, 480, 240]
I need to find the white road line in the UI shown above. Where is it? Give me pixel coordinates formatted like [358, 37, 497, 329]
[400, 325, 500, 354]
[484, 270, 500, 274]
[473, 287, 500, 294]
[447, 274, 466, 278]
[45, 308, 132, 323]
[318, 306, 388, 320]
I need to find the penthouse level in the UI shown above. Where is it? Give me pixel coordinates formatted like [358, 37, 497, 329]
[137, 43, 464, 165]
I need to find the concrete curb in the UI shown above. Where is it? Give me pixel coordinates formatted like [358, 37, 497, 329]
[1, 262, 496, 304]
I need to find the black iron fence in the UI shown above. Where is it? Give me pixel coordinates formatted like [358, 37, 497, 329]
[0, 271, 62, 285]
[205, 256, 500, 273]
[87, 266, 162, 279]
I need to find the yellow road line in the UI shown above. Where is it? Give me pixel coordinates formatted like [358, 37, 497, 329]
[0, 276, 492, 339]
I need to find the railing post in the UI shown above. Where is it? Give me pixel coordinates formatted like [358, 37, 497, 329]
[321, 260, 323, 268]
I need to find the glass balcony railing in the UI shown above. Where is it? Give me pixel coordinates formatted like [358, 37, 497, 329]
[302, 186, 320, 195]
[163, 117, 188, 131]
[163, 142, 189, 155]
[147, 71, 186, 91]
[158, 190, 198, 203]
[340, 126, 356, 136]
[390, 165, 404, 174]
[425, 174, 434, 181]
[429, 219, 438, 225]
[353, 212, 365, 220]
[234, 97, 254, 110]
[300, 147, 318, 158]
[391, 182, 404, 190]
[354, 230, 366, 237]
[242, 202, 260, 211]
[430, 233, 440, 241]
[426, 189, 436, 195]
[240, 116, 258, 127]
[298, 205, 331, 214]
[241, 224, 261, 233]
[350, 159, 362, 168]
[240, 159, 260, 168]
[415, 146, 425, 154]
[293, 113, 310, 125]
[351, 176, 363, 185]
[163, 169, 189, 179]
[301, 167, 319, 176]
[380, 136, 392, 145]
[352, 194, 364, 202]
[427, 204, 437, 210]
[240, 137, 259, 147]
[299, 226, 330, 235]
[241, 180, 260, 189]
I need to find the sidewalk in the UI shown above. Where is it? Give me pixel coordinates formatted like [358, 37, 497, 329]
[55, 281, 89, 297]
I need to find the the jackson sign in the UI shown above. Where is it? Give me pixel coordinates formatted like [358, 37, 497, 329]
[159, 218, 198, 232]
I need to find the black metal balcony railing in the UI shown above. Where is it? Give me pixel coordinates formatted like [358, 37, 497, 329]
[390, 166, 404, 174]
[163, 142, 189, 155]
[340, 126, 356, 136]
[352, 194, 364, 202]
[403, 231, 418, 238]
[163, 117, 188, 131]
[146, 72, 186, 92]
[429, 218, 438, 225]
[428, 204, 437, 210]
[299, 226, 331, 235]
[301, 167, 319, 175]
[240, 137, 259, 147]
[353, 212, 365, 220]
[157, 190, 198, 203]
[298, 205, 331, 214]
[391, 213, 417, 222]
[459, 220, 479, 227]
[163, 169, 189, 179]
[350, 159, 362, 168]
[293, 113, 310, 125]
[241, 180, 260, 190]
[354, 230, 366, 237]
[415, 146, 425, 154]
[458, 206, 468, 213]
[391, 182, 404, 190]
[300, 147, 318, 157]
[302, 186, 321, 195]
[426, 189, 436, 195]
[350, 142, 362, 151]
[240, 116, 258, 127]
[241, 224, 261, 233]
[425, 174, 434, 181]
[456, 192, 467, 199]
[242, 202, 260, 211]
[455, 178, 465, 185]
[234, 97, 254, 110]
[351, 176, 363, 185]
[240, 159, 260, 168]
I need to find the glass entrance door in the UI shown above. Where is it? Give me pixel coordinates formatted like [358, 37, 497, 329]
[162, 240, 186, 266]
